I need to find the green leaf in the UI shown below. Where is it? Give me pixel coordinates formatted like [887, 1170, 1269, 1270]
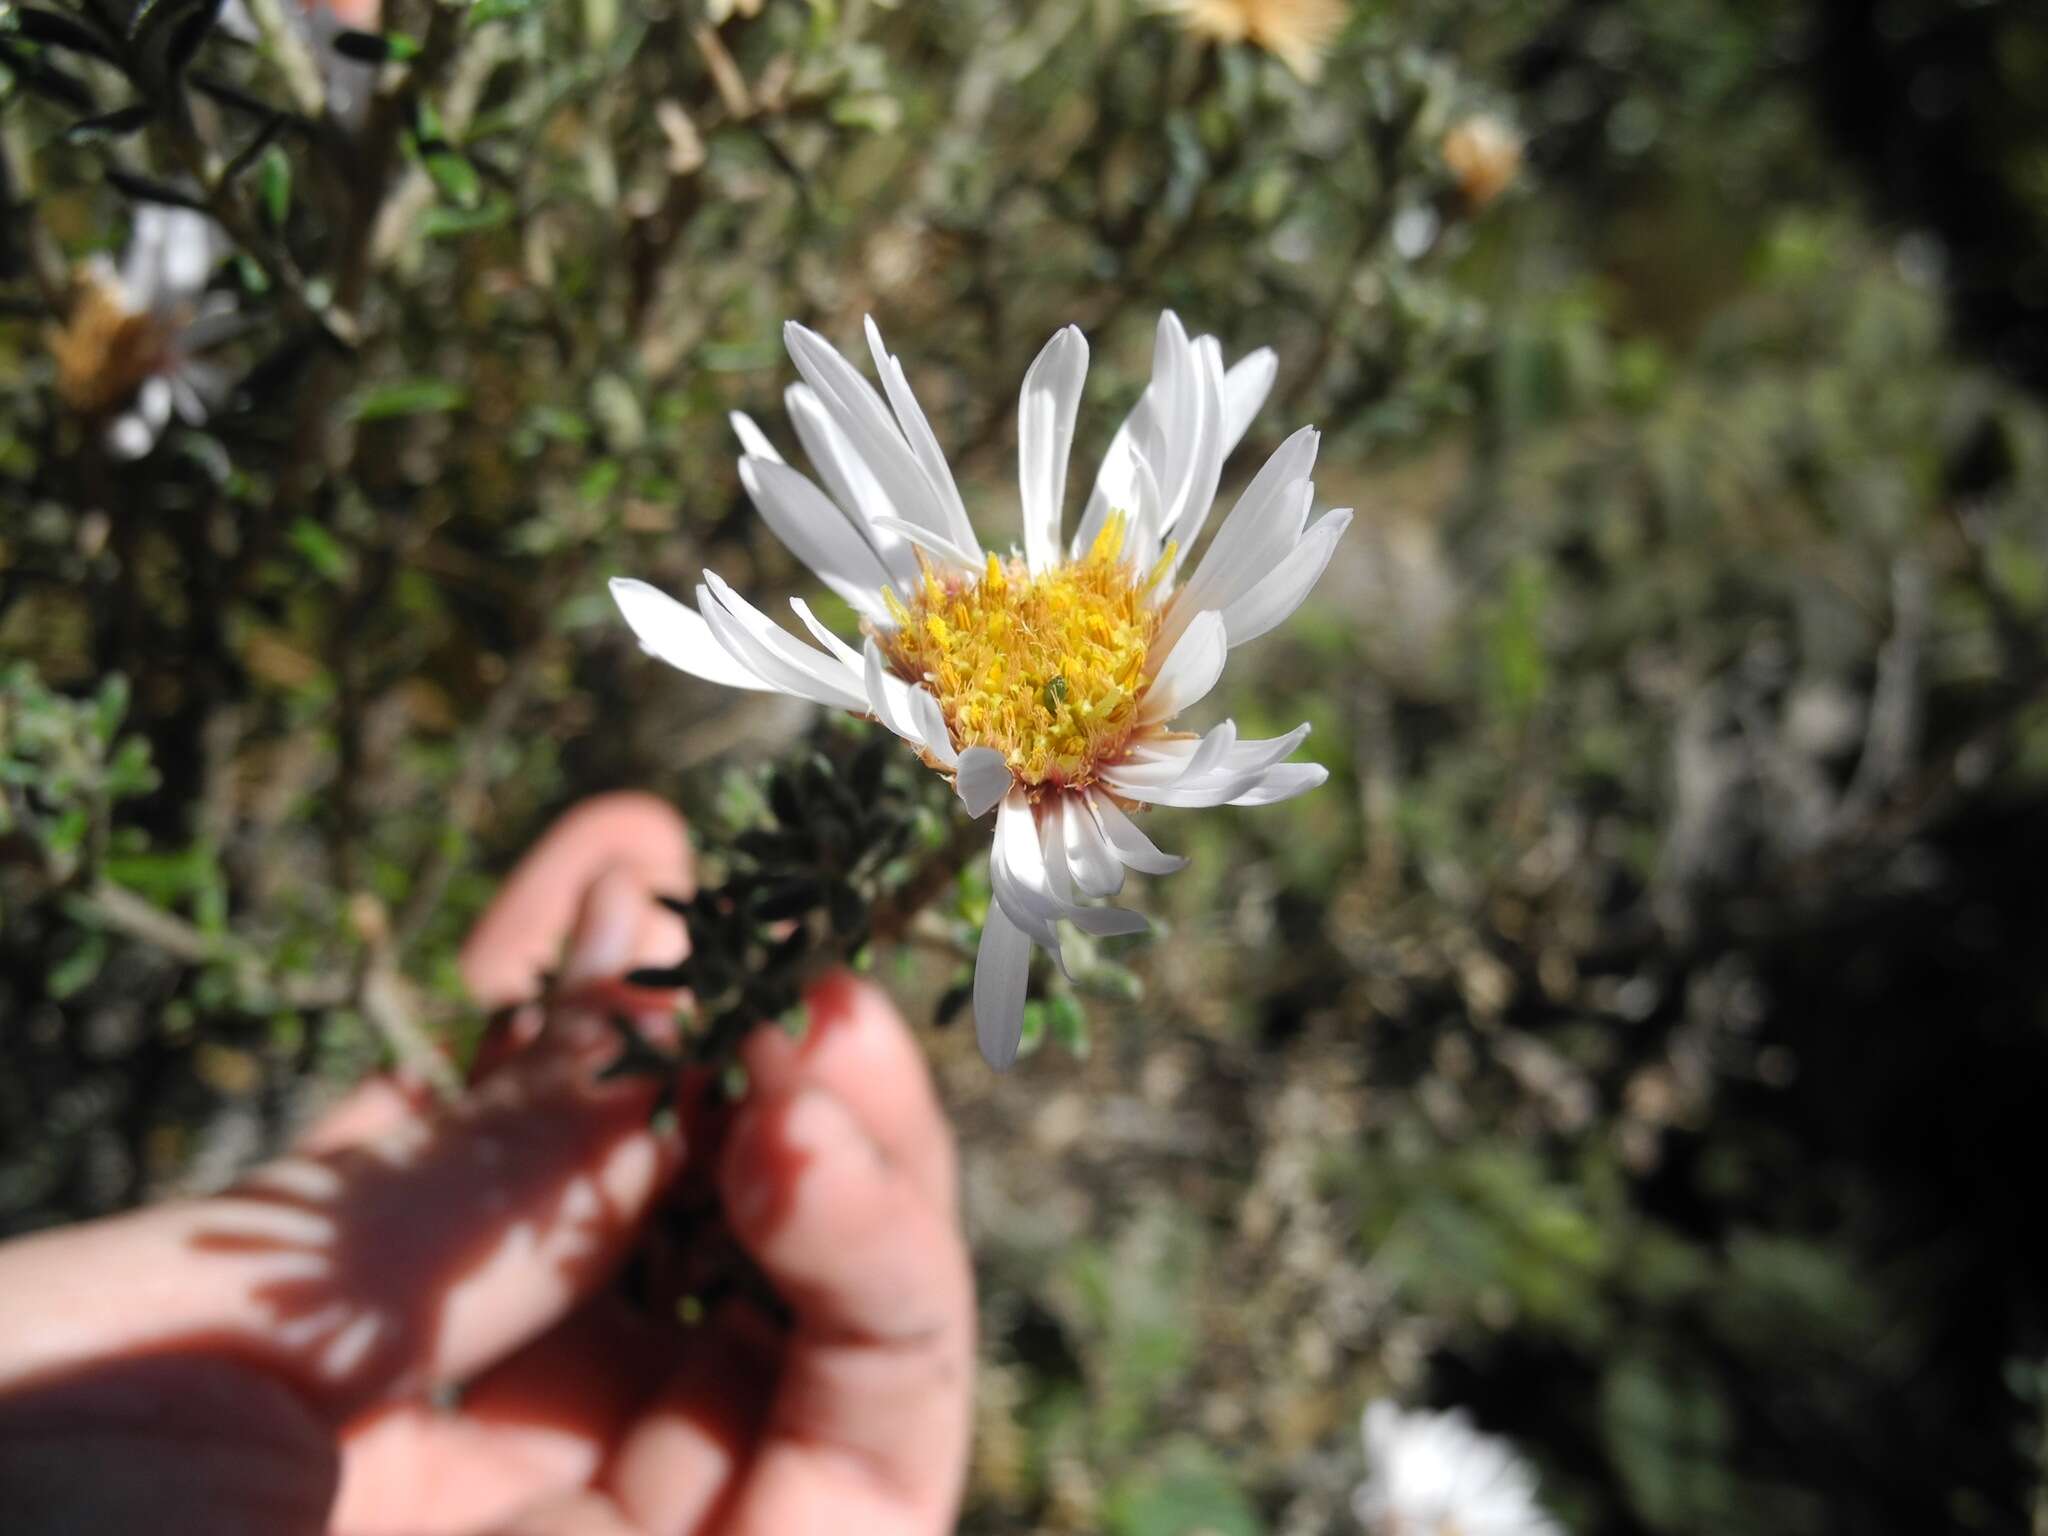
[93, 673, 130, 742]
[1018, 1000, 1047, 1057]
[49, 930, 109, 999]
[258, 143, 293, 226]
[1048, 993, 1090, 1058]
[425, 149, 482, 210]
[1106, 1442, 1262, 1536]
[348, 378, 468, 421]
[468, 0, 542, 24]
[577, 458, 621, 504]
[102, 849, 210, 904]
[287, 517, 353, 583]
[104, 736, 158, 799]
[45, 805, 89, 860]
[422, 195, 514, 239]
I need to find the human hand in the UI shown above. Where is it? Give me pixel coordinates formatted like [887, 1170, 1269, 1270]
[0, 793, 974, 1536]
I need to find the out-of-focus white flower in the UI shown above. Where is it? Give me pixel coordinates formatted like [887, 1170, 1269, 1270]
[47, 207, 238, 460]
[1353, 1400, 1564, 1536]
[611, 312, 1349, 1068]
[1153, 0, 1348, 82]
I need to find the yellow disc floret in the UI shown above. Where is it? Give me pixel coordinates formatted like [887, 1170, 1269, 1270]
[882, 514, 1172, 790]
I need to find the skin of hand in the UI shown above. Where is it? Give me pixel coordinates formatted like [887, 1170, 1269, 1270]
[0, 793, 975, 1536]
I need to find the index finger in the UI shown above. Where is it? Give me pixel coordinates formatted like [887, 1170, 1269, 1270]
[460, 792, 693, 1009]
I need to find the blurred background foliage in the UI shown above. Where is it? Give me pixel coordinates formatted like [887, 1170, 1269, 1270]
[5, 0, 2048, 1531]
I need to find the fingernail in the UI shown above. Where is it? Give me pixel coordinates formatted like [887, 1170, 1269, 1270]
[563, 864, 645, 988]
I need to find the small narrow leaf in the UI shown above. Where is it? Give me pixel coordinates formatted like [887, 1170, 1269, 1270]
[66, 103, 155, 144]
[257, 143, 293, 226]
[421, 195, 514, 239]
[12, 9, 117, 60]
[287, 517, 353, 583]
[0, 39, 96, 113]
[424, 150, 481, 209]
[347, 377, 468, 421]
[104, 169, 209, 210]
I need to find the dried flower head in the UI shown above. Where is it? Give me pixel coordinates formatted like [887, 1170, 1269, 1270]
[1441, 114, 1524, 210]
[1155, 0, 1348, 83]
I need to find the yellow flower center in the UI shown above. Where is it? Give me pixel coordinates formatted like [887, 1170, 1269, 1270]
[883, 515, 1172, 789]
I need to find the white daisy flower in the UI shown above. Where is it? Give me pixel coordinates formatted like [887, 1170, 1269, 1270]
[47, 206, 238, 460]
[1353, 1400, 1565, 1536]
[610, 312, 1350, 1068]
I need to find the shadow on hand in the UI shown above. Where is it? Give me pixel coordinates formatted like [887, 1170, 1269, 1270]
[181, 1010, 671, 1422]
[0, 1352, 339, 1536]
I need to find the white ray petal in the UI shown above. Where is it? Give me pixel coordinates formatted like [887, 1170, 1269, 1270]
[990, 790, 1065, 954]
[739, 456, 894, 619]
[1221, 346, 1278, 451]
[974, 895, 1032, 1072]
[1139, 609, 1229, 726]
[1218, 722, 1315, 775]
[1219, 508, 1353, 648]
[908, 685, 959, 769]
[1183, 717, 1241, 779]
[1073, 387, 1153, 558]
[179, 295, 245, 352]
[1140, 314, 1187, 525]
[1061, 794, 1124, 898]
[954, 747, 1012, 818]
[1039, 813, 1149, 937]
[1128, 447, 1166, 574]
[105, 409, 158, 460]
[729, 410, 784, 464]
[124, 206, 223, 307]
[1164, 334, 1230, 568]
[1101, 717, 1315, 808]
[1087, 793, 1188, 876]
[610, 577, 775, 693]
[862, 640, 958, 767]
[783, 383, 917, 589]
[1173, 425, 1319, 618]
[1018, 325, 1089, 574]
[697, 572, 866, 710]
[171, 357, 232, 414]
[784, 321, 965, 557]
[1103, 721, 1296, 808]
[1100, 769, 1265, 808]
[137, 374, 175, 431]
[120, 209, 169, 305]
[167, 373, 213, 426]
[869, 516, 985, 575]
[1160, 478, 1313, 655]
[1229, 763, 1330, 805]
[865, 316, 979, 553]
[790, 597, 863, 669]
[1103, 721, 1237, 787]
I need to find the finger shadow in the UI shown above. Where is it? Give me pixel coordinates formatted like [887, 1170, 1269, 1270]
[183, 1027, 665, 1420]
